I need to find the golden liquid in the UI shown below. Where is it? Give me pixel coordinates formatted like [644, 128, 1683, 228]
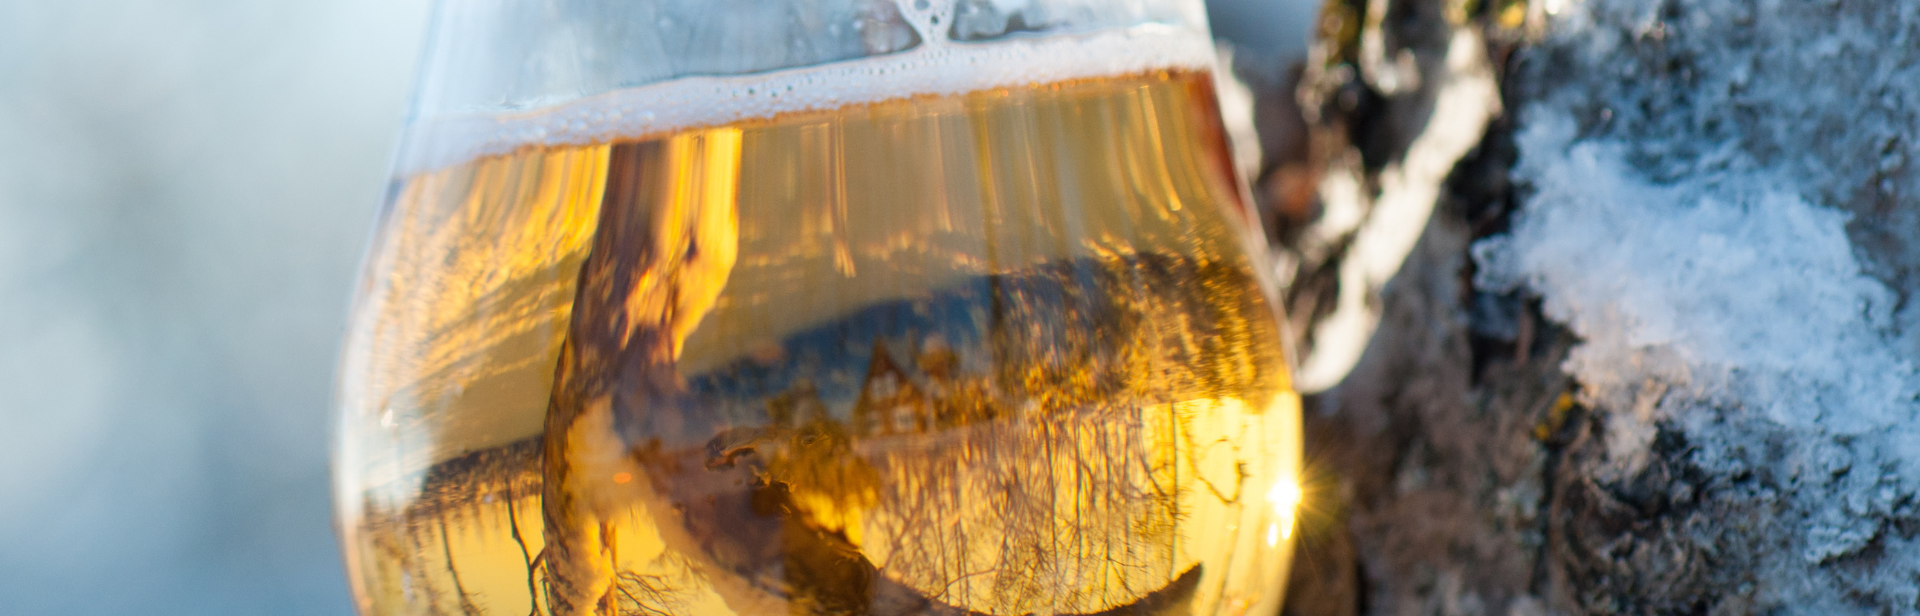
[335, 70, 1302, 616]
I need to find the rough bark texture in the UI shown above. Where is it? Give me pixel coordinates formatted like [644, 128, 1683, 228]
[1236, 1, 1920, 614]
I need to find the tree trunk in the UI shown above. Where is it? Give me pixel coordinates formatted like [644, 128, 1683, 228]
[1234, 1, 1920, 614]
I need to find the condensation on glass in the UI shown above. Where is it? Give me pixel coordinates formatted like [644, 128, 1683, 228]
[333, 1, 1303, 615]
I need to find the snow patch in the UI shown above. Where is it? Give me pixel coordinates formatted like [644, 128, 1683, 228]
[1479, 0, 1920, 606]
[1476, 115, 1919, 435]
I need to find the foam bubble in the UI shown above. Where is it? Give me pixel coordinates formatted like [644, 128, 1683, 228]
[396, 24, 1217, 174]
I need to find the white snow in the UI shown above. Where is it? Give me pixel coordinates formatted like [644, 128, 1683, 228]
[1476, 115, 1918, 435]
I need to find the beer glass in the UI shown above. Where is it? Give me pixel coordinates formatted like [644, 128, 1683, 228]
[333, 1, 1303, 615]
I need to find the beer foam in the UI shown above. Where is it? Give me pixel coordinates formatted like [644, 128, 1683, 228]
[397, 24, 1217, 174]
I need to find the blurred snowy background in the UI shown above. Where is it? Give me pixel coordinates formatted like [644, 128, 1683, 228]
[0, 0, 1312, 614]
[0, 1, 433, 613]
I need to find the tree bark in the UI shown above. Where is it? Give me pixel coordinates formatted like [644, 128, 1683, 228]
[1236, 1, 1920, 614]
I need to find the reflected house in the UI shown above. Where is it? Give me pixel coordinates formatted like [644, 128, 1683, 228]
[759, 335, 996, 440]
[850, 342, 931, 436]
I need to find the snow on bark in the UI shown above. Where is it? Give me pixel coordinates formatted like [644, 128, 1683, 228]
[1479, 117, 1916, 436]
[1473, 0, 1920, 610]
[1243, 0, 1920, 613]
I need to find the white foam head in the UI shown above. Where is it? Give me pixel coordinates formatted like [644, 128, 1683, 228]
[396, 23, 1218, 174]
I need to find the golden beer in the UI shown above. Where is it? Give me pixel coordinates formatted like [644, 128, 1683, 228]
[335, 53, 1301, 616]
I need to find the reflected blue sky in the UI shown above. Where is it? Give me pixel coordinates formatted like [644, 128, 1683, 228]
[0, 0, 1306, 613]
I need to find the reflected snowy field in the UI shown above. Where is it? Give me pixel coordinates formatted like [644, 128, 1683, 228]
[0, 0, 1308, 614]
